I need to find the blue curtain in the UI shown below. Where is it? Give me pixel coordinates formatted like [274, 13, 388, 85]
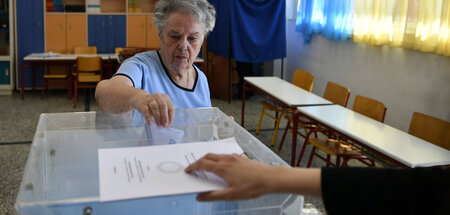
[207, 0, 231, 58]
[296, 0, 353, 43]
[207, 0, 286, 63]
[230, 0, 286, 62]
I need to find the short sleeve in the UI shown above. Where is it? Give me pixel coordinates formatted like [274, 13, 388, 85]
[114, 59, 146, 89]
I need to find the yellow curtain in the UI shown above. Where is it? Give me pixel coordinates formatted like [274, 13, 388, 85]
[436, 0, 450, 55]
[353, 0, 450, 56]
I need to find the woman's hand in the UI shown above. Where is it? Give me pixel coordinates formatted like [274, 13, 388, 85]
[185, 153, 279, 201]
[131, 92, 175, 127]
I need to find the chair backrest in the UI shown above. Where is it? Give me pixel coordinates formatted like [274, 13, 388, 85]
[408, 112, 450, 150]
[77, 56, 102, 72]
[118, 47, 155, 63]
[323, 82, 350, 107]
[74, 46, 97, 54]
[352, 95, 386, 122]
[115, 47, 124, 55]
[292, 69, 314, 92]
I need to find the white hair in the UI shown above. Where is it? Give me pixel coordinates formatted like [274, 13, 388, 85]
[153, 0, 216, 37]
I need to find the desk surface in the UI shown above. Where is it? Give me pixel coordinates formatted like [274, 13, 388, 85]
[24, 53, 203, 63]
[24, 53, 118, 60]
[298, 105, 450, 168]
[16, 108, 302, 215]
[244, 77, 332, 107]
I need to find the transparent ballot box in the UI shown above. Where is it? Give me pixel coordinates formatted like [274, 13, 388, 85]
[16, 108, 303, 215]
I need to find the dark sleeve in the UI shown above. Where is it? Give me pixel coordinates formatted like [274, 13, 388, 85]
[321, 166, 450, 215]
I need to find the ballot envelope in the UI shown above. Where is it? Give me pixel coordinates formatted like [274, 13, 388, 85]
[15, 108, 303, 215]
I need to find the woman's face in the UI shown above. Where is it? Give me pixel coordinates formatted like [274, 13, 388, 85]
[159, 12, 204, 73]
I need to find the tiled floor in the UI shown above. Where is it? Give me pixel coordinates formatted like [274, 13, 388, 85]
[1, 90, 328, 214]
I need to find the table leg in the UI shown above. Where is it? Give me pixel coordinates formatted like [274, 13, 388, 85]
[291, 110, 298, 166]
[21, 62, 25, 99]
[68, 66, 73, 99]
[241, 81, 247, 127]
[32, 65, 36, 92]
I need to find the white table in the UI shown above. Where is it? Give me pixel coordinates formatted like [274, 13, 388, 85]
[243, 77, 332, 107]
[21, 53, 119, 99]
[23, 53, 118, 61]
[241, 76, 333, 165]
[297, 105, 450, 168]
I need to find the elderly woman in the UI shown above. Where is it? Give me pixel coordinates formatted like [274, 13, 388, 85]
[95, 0, 216, 127]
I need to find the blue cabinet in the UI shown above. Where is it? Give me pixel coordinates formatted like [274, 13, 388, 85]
[0, 61, 9, 84]
[88, 15, 126, 53]
[16, 0, 44, 89]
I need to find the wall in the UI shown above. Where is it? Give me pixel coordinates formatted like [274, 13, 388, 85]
[285, 20, 450, 131]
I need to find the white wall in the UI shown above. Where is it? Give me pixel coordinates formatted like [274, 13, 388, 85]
[285, 20, 450, 132]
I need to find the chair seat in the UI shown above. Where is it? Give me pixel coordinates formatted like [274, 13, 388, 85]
[284, 114, 316, 128]
[72, 72, 97, 76]
[78, 74, 101, 82]
[43, 74, 68, 79]
[309, 138, 360, 156]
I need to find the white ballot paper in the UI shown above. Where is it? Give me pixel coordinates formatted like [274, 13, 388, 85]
[98, 137, 243, 202]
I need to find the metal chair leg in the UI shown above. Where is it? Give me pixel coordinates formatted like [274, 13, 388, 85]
[307, 146, 316, 168]
[278, 121, 290, 150]
[270, 112, 284, 146]
[41, 77, 45, 99]
[256, 106, 265, 134]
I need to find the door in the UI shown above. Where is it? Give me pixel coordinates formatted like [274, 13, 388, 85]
[147, 14, 160, 49]
[66, 14, 87, 52]
[127, 15, 147, 47]
[45, 14, 66, 52]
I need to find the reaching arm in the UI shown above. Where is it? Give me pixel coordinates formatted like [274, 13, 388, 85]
[95, 75, 175, 127]
[184, 153, 322, 201]
[186, 154, 450, 215]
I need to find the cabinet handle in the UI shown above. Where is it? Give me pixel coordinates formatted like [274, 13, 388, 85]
[38, 21, 42, 27]
[102, 21, 105, 27]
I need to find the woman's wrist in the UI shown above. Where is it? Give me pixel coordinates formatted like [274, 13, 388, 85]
[129, 89, 148, 111]
[264, 165, 293, 194]
[265, 166, 322, 199]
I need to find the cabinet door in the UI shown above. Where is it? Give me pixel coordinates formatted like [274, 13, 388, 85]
[17, 0, 44, 88]
[127, 15, 147, 47]
[147, 14, 160, 49]
[107, 15, 126, 53]
[88, 15, 107, 53]
[45, 14, 66, 52]
[66, 14, 87, 52]
[0, 62, 9, 84]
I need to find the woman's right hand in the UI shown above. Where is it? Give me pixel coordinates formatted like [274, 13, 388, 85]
[131, 91, 175, 127]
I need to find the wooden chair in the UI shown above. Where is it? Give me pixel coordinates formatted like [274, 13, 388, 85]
[256, 69, 314, 146]
[73, 56, 103, 107]
[74, 46, 97, 54]
[409, 112, 450, 150]
[41, 69, 71, 99]
[41, 49, 73, 99]
[306, 95, 386, 167]
[118, 47, 155, 63]
[115, 47, 124, 55]
[278, 82, 350, 162]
